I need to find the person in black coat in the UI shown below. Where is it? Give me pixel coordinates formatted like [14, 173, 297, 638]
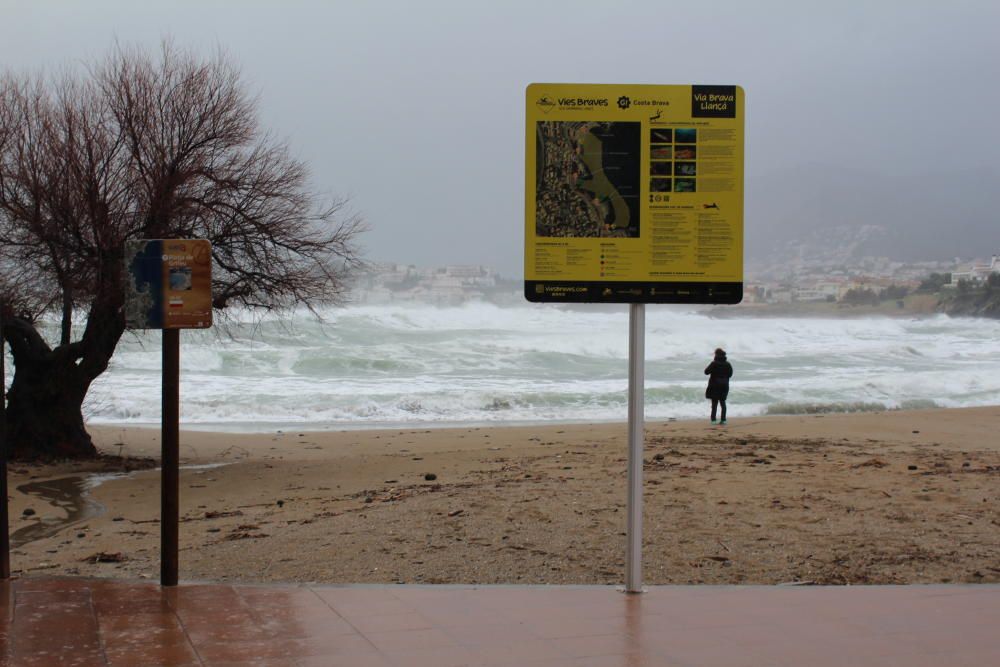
[705, 348, 733, 424]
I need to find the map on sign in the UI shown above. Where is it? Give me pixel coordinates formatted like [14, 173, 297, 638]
[535, 121, 641, 239]
[525, 83, 745, 304]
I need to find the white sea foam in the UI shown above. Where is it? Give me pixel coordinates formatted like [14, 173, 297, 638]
[65, 304, 1000, 430]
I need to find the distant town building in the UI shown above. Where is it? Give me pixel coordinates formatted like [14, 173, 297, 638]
[949, 255, 1000, 286]
[352, 254, 983, 307]
[351, 263, 520, 305]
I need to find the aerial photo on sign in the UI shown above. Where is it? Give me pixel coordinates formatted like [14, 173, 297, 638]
[535, 121, 641, 239]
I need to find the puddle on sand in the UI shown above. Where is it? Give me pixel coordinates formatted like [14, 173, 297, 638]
[10, 476, 106, 549]
[9, 463, 230, 549]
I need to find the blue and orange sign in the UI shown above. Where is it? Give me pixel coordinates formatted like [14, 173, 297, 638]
[125, 239, 213, 329]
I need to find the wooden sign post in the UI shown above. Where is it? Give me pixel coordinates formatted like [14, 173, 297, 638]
[125, 239, 212, 586]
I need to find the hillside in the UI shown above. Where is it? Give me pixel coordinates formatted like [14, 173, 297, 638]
[938, 279, 1000, 318]
[747, 163, 1000, 266]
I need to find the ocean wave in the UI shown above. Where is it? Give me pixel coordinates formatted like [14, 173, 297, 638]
[764, 398, 943, 416]
[65, 303, 1000, 427]
[764, 401, 892, 415]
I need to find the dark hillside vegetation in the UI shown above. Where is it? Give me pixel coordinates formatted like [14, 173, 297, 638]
[939, 274, 1000, 318]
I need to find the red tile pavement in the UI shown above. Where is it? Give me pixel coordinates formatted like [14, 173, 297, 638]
[0, 578, 997, 666]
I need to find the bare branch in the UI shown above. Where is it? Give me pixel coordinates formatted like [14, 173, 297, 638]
[1, 40, 365, 458]
[1, 40, 364, 345]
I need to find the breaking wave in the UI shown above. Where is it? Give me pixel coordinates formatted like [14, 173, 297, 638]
[54, 303, 1000, 430]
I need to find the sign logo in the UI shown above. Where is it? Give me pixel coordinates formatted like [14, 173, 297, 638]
[691, 85, 737, 118]
[536, 94, 556, 113]
[617, 95, 631, 110]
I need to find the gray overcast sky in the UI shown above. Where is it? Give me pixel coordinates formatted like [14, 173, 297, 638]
[2, 0, 998, 275]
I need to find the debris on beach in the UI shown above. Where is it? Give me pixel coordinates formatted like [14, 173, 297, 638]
[853, 458, 888, 468]
[226, 524, 269, 540]
[225, 530, 269, 540]
[82, 552, 127, 564]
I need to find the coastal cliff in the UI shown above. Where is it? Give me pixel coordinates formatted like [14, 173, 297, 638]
[939, 277, 1000, 318]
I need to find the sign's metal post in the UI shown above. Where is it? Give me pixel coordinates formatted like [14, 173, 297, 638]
[625, 302, 645, 593]
[0, 305, 9, 580]
[524, 83, 744, 595]
[161, 328, 180, 587]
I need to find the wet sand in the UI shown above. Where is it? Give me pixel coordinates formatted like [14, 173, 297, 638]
[5, 407, 999, 585]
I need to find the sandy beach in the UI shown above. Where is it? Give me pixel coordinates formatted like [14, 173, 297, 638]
[5, 407, 999, 585]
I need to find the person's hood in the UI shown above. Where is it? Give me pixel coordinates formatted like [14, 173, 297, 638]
[714, 352, 727, 361]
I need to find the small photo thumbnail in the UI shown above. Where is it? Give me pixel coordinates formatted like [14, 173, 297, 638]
[674, 145, 696, 160]
[650, 178, 672, 193]
[169, 267, 193, 291]
[650, 145, 673, 160]
[675, 128, 697, 144]
[650, 161, 672, 176]
[674, 161, 696, 176]
[649, 129, 673, 144]
[674, 178, 696, 192]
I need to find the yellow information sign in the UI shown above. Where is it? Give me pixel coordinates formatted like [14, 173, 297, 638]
[525, 83, 744, 303]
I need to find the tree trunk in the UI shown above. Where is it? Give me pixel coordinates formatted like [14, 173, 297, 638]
[61, 286, 73, 347]
[5, 356, 95, 461]
[2, 316, 98, 460]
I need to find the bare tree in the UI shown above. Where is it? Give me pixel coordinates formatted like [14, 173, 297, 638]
[0, 43, 364, 460]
